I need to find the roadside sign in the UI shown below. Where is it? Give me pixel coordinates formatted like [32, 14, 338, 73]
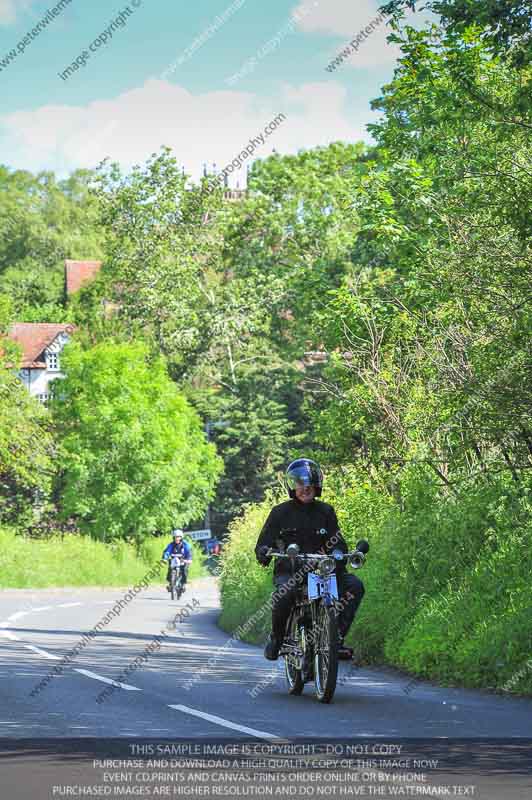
[186, 529, 211, 541]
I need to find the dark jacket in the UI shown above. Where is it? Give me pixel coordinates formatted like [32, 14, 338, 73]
[254, 498, 348, 580]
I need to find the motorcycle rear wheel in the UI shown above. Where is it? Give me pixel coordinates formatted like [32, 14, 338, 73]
[314, 603, 339, 703]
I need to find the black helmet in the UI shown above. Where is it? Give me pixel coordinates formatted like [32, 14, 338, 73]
[285, 458, 323, 498]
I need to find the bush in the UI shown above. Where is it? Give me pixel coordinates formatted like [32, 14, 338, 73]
[217, 495, 278, 641]
[0, 527, 206, 588]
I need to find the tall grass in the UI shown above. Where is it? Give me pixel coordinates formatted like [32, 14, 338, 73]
[218, 471, 532, 695]
[0, 528, 206, 588]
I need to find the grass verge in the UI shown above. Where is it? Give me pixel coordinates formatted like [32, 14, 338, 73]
[0, 527, 206, 589]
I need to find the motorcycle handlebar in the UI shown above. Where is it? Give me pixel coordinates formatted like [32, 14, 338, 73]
[265, 548, 366, 568]
[266, 548, 362, 558]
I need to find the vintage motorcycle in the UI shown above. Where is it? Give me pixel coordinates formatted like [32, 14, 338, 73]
[264, 538, 369, 703]
[168, 553, 186, 601]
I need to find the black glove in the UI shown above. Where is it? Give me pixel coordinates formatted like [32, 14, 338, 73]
[257, 545, 271, 566]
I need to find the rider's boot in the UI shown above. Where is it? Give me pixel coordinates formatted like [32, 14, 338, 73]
[302, 649, 314, 682]
[337, 634, 354, 660]
[264, 632, 281, 661]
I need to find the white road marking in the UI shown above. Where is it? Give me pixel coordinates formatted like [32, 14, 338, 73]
[75, 669, 141, 691]
[23, 644, 60, 660]
[168, 704, 285, 742]
[14, 672, 49, 677]
[57, 603, 83, 608]
[0, 630, 20, 641]
[7, 611, 29, 621]
[32, 606, 52, 612]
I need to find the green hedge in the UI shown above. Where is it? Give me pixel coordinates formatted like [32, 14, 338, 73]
[218, 471, 532, 696]
[0, 528, 206, 588]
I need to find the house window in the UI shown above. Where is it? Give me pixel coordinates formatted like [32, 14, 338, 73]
[46, 352, 59, 371]
[36, 393, 49, 404]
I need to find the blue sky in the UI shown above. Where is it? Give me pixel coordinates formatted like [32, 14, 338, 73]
[0, 0, 431, 181]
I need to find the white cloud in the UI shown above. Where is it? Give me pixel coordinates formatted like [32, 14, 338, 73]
[294, 0, 381, 37]
[0, 0, 32, 25]
[0, 78, 369, 179]
[293, 0, 421, 69]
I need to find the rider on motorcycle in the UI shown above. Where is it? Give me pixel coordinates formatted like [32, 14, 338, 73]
[162, 530, 192, 592]
[255, 458, 365, 661]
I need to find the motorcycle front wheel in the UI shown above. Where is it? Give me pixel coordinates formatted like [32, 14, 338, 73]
[170, 569, 178, 600]
[284, 611, 304, 696]
[314, 603, 338, 703]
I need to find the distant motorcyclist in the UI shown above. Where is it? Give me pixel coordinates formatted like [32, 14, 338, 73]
[162, 530, 192, 592]
[255, 458, 365, 660]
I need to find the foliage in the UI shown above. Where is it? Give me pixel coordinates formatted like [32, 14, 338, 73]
[0, 526, 206, 588]
[88, 146, 362, 534]
[0, 167, 103, 320]
[381, 0, 532, 66]
[219, 16, 531, 695]
[1, 0, 530, 695]
[193, 141, 373, 531]
[309, 24, 531, 489]
[219, 470, 532, 695]
[51, 340, 223, 543]
[217, 491, 281, 640]
[0, 295, 56, 525]
[89, 150, 226, 378]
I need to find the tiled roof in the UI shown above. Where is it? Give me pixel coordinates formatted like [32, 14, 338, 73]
[65, 259, 102, 295]
[8, 323, 76, 368]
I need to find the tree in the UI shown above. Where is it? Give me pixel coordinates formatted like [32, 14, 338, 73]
[381, 0, 532, 65]
[0, 295, 56, 525]
[51, 341, 223, 543]
[308, 23, 531, 487]
[190, 366, 299, 534]
[90, 149, 228, 380]
[0, 167, 103, 320]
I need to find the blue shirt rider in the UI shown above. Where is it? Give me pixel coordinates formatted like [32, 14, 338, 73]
[162, 530, 192, 592]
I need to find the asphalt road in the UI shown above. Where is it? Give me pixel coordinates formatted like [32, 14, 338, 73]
[1, 576, 531, 799]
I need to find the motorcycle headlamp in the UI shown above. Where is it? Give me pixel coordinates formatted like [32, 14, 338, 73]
[318, 557, 335, 577]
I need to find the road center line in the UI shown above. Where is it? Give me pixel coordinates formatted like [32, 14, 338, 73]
[56, 602, 83, 608]
[32, 606, 53, 612]
[168, 704, 285, 742]
[7, 611, 29, 621]
[23, 644, 61, 660]
[75, 668, 141, 691]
